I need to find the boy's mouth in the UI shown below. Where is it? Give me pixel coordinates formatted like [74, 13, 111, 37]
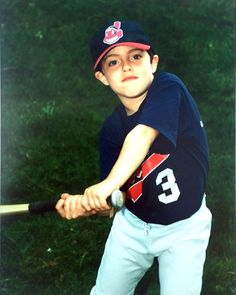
[122, 76, 138, 82]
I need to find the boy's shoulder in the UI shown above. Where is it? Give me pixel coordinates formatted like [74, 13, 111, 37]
[150, 72, 187, 95]
[154, 72, 184, 86]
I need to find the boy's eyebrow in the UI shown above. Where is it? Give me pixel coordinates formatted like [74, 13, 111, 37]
[103, 53, 119, 62]
[103, 48, 144, 62]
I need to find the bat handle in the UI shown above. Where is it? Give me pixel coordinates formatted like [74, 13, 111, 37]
[28, 190, 125, 214]
[29, 201, 57, 214]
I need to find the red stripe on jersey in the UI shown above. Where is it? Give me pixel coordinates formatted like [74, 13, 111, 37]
[127, 180, 143, 202]
[127, 153, 169, 202]
[142, 153, 170, 180]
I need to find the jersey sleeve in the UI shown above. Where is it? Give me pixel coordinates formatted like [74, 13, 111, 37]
[138, 75, 182, 152]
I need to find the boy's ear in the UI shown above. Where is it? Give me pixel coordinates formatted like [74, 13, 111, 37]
[151, 55, 159, 74]
[95, 71, 109, 86]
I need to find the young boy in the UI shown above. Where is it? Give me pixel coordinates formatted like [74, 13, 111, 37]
[56, 20, 212, 295]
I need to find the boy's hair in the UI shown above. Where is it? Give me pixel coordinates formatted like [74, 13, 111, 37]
[90, 20, 154, 71]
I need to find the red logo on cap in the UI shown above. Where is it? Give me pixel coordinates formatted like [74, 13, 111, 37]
[103, 21, 123, 45]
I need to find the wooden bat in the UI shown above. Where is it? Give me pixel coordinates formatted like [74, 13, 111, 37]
[0, 190, 125, 216]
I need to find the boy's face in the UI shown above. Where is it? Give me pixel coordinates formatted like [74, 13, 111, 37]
[95, 46, 159, 102]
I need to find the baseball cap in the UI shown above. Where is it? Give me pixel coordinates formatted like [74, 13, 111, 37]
[90, 20, 153, 71]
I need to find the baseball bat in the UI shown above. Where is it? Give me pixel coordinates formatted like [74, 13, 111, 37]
[0, 189, 125, 216]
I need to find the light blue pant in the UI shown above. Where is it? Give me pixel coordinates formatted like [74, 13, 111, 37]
[91, 198, 212, 295]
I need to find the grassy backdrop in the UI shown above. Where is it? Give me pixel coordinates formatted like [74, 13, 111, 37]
[1, 0, 235, 294]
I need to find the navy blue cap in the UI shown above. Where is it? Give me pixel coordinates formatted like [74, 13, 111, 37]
[90, 20, 153, 71]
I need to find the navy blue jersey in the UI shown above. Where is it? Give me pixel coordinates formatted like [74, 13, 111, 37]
[99, 72, 209, 225]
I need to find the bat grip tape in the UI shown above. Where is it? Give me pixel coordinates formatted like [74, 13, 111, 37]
[29, 201, 57, 214]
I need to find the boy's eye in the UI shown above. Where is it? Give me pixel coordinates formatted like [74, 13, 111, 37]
[131, 54, 142, 61]
[108, 60, 118, 67]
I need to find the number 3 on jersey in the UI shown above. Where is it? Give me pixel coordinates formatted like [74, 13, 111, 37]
[156, 168, 180, 204]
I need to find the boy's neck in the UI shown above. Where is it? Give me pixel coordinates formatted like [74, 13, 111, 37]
[119, 92, 147, 116]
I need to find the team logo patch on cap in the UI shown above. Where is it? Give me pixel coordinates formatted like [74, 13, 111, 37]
[103, 21, 123, 45]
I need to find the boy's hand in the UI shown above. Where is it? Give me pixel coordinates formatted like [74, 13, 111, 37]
[82, 180, 117, 211]
[56, 193, 98, 220]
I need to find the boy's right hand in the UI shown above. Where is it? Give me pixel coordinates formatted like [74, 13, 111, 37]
[56, 193, 98, 220]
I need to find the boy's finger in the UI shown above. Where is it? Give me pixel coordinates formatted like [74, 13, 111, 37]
[60, 193, 70, 200]
[96, 195, 111, 210]
[55, 199, 66, 218]
[70, 195, 85, 219]
[64, 195, 75, 219]
[81, 196, 92, 211]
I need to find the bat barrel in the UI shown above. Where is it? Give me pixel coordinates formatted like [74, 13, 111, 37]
[0, 204, 29, 216]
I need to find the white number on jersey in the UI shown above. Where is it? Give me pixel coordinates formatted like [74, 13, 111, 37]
[155, 168, 180, 204]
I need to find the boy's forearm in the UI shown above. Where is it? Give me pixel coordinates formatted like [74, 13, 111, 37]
[106, 124, 158, 189]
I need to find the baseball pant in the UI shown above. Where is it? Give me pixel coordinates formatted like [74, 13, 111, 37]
[90, 198, 212, 295]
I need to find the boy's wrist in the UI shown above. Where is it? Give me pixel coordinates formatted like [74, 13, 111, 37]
[104, 176, 121, 192]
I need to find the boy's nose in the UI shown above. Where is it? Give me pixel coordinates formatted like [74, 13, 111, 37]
[122, 62, 132, 72]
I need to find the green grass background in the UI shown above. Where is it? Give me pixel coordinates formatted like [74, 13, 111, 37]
[1, 0, 235, 294]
